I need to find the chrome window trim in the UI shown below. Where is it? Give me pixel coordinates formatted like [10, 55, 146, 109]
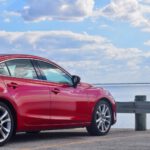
[0, 58, 73, 85]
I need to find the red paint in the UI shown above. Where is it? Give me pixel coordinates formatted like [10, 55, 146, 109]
[0, 54, 116, 132]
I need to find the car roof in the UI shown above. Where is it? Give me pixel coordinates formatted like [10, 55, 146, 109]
[0, 54, 50, 62]
[0, 54, 71, 76]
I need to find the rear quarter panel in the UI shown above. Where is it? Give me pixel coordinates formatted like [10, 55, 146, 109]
[0, 76, 21, 130]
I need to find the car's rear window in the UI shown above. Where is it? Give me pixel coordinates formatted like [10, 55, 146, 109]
[0, 63, 10, 76]
[6, 59, 38, 80]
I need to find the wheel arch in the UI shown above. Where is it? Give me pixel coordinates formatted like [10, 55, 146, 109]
[95, 97, 115, 125]
[0, 97, 17, 130]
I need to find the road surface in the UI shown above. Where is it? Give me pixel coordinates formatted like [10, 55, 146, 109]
[2, 128, 150, 150]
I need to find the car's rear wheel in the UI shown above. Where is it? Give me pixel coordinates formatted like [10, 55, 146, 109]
[0, 102, 14, 146]
[86, 100, 112, 136]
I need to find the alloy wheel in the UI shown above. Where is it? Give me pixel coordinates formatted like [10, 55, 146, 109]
[96, 104, 111, 133]
[0, 106, 11, 143]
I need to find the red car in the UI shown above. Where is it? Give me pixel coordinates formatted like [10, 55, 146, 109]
[0, 54, 116, 146]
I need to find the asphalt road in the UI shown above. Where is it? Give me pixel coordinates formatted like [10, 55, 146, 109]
[2, 128, 150, 150]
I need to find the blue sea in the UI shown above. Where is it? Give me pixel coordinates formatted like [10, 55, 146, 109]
[95, 84, 150, 129]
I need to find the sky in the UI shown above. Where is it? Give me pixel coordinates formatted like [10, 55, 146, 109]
[0, 0, 150, 83]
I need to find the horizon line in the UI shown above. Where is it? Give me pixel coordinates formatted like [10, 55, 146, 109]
[93, 83, 150, 85]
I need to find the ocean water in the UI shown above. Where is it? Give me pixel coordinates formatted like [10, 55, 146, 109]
[95, 84, 150, 129]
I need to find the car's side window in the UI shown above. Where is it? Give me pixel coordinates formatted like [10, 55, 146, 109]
[6, 59, 38, 80]
[0, 63, 10, 76]
[38, 61, 73, 85]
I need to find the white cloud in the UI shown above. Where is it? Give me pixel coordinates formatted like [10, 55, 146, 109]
[144, 40, 150, 46]
[139, 0, 150, 4]
[5, 0, 149, 33]
[21, 0, 94, 22]
[0, 0, 7, 4]
[1, 11, 21, 23]
[0, 30, 149, 83]
[96, 0, 150, 32]
[2, 0, 150, 33]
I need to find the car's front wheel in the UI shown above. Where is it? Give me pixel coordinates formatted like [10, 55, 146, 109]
[0, 102, 14, 146]
[86, 100, 112, 136]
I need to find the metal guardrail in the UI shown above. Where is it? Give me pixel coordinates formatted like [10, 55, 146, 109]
[117, 101, 150, 113]
[116, 95, 148, 131]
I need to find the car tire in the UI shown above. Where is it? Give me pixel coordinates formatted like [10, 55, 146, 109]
[0, 102, 15, 146]
[86, 100, 112, 136]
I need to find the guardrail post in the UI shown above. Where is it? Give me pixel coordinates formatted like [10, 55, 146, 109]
[135, 95, 146, 131]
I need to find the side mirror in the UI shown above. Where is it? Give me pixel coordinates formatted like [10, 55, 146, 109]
[72, 75, 81, 88]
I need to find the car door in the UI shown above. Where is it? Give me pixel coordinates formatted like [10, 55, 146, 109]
[0, 59, 51, 127]
[36, 60, 89, 125]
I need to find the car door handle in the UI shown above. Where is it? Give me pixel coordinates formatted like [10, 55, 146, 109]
[51, 88, 60, 94]
[7, 82, 19, 89]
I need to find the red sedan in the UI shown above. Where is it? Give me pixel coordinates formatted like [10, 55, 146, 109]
[0, 54, 116, 146]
